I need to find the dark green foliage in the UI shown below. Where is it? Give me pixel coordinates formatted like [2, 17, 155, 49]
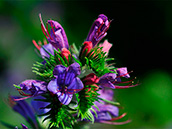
[76, 84, 99, 122]
[38, 94, 76, 129]
[80, 46, 117, 77]
[32, 49, 72, 82]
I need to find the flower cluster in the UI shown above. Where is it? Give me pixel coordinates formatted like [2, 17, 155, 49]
[5, 14, 138, 129]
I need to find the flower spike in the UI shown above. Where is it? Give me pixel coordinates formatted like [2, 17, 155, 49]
[6, 14, 140, 129]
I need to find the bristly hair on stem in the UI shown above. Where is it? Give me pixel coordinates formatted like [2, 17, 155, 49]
[80, 46, 117, 77]
[32, 48, 72, 82]
[36, 93, 76, 129]
[76, 84, 100, 122]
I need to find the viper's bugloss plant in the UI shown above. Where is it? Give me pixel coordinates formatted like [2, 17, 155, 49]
[4, 14, 139, 129]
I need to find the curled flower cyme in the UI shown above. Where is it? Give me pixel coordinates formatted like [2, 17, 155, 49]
[48, 63, 84, 105]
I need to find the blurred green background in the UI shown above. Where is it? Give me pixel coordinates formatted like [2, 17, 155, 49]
[0, 0, 172, 129]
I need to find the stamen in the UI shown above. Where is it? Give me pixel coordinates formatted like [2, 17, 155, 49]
[96, 20, 111, 40]
[100, 119, 132, 125]
[39, 14, 49, 39]
[46, 23, 53, 40]
[50, 21, 56, 38]
[32, 40, 41, 50]
[97, 21, 104, 34]
[113, 77, 136, 84]
[115, 84, 139, 89]
[13, 96, 32, 101]
[110, 113, 127, 121]
[41, 24, 48, 39]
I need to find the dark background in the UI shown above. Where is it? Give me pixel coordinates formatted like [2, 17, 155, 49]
[0, 1, 172, 128]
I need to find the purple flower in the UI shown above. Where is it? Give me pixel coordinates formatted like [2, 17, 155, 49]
[47, 63, 84, 105]
[99, 68, 138, 89]
[116, 67, 130, 78]
[86, 14, 110, 47]
[9, 96, 39, 129]
[31, 96, 50, 115]
[40, 43, 55, 58]
[16, 80, 47, 98]
[99, 73, 117, 88]
[92, 89, 131, 125]
[39, 14, 69, 51]
[93, 89, 119, 121]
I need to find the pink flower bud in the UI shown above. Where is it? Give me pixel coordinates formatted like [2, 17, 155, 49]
[99, 40, 112, 56]
[61, 48, 70, 61]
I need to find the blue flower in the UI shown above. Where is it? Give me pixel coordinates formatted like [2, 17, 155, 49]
[9, 96, 39, 129]
[47, 63, 84, 105]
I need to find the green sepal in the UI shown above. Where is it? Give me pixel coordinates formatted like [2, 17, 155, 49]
[98, 97, 120, 106]
[13, 84, 21, 89]
[72, 55, 82, 67]
[38, 94, 77, 129]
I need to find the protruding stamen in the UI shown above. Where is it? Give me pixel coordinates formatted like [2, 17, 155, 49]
[46, 23, 53, 40]
[113, 77, 136, 84]
[32, 40, 41, 50]
[50, 21, 56, 38]
[100, 119, 132, 125]
[97, 21, 104, 34]
[110, 113, 127, 121]
[39, 14, 49, 39]
[115, 84, 139, 89]
[18, 90, 32, 97]
[13, 96, 32, 101]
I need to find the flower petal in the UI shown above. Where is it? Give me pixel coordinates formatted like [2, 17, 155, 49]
[19, 80, 47, 96]
[31, 96, 50, 115]
[53, 65, 67, 85]
[65, 63, 81, 86]
[47, 78, 59, 94]
[99, 40, 112, 56]
[40, 43, 55, 58]
[96, 112, 112, 121]
[9, 96, 37, 126]
[97, 89, 114, 101]
[117, 67, 130, 78]
[67, 77, 84, 94]
[57, 92, 73, 105]
[86, 14, 110, 47]
[47, 20, 69, 50]
[99, 73, 117, 88]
